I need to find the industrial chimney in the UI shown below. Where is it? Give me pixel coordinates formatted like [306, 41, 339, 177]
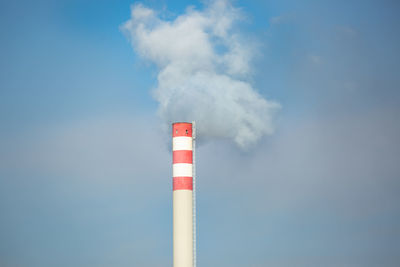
[172, 122, 195, 267]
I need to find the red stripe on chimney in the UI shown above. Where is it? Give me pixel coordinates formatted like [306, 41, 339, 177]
[172, 122, 192, 137]
[173, 177, 193, 191]
[173, 150, 193, 164]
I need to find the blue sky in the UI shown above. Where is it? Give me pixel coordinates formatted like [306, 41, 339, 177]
[0, 0, 399, 266]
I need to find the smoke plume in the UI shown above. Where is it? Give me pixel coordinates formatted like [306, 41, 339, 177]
[122, 0, 280, 148]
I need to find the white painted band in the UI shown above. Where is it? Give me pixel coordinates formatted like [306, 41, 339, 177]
[173, 163, 193, 177]
[173, 137, 193, 151]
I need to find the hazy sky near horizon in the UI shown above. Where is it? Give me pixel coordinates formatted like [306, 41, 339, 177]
[1, 0, 400, 266]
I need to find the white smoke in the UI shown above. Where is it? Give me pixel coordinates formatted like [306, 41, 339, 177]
[122, 0, 280, 148]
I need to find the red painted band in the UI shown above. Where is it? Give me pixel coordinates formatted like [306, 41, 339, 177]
[172, 122, 192, 137]
[173, 177, 193, 191]
[173, 150, 193, 164]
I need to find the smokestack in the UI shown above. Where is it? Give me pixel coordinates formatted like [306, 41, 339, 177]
[172, 122, 194, 267]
